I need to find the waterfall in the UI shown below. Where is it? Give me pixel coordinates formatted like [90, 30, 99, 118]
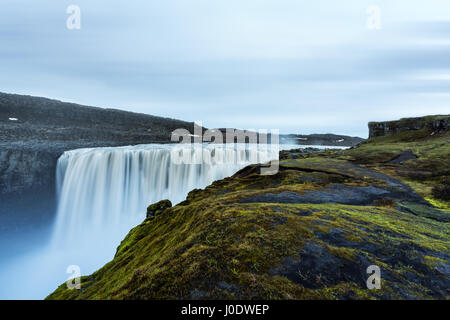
[51, 143, 280, 253]
[0, 143, 340, 299]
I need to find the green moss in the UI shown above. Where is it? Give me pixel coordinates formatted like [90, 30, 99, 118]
[146, 199, 172, 219]
[47, 117, 450, 300]
[425, 197, 450, 211]
[47, 200, 450, 300]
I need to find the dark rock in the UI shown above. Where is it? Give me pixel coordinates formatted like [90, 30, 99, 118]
[435, 263, 450, 277]
[388, 150, 417, 164]
[240, 185, 397, 206]
[432, 178, 450, 201]
[270, 216, 288, 226]
[368, 115, 450, 138]
[240, 159, 432, 208]
[293, 208, 317, 216]
[146, 200, 172, 219]
[313, 228, 358, 248]
[216, 281, 240, 293]
[280, 148, 323, 160]
[189, 289, 210, 300]
[269, 242, 371, 290]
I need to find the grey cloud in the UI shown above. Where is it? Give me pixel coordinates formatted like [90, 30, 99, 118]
[1, 1, 449, 138]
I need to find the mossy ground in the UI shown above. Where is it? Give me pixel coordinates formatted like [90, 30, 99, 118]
[342, 127, 450, 210]
[47, 125, 450, 300]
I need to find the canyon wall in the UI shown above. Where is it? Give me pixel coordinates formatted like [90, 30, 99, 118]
[0, 92, 196, 230]
[0, 92, 197, 195]
[0, 91, 365, 230]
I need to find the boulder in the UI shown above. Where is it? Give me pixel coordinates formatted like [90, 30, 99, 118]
[146, 200, 172, 219]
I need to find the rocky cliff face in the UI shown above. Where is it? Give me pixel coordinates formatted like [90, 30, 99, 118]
[0, 141, 124, 195]
[0, 92, 196, 145]
[0, 92, 196, 230]
[0, 92, 197, 193]
[368, 115, 450, 138]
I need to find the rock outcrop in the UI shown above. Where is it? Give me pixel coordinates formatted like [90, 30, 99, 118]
[368, 115, 450, 138]
[146, 200, 172, 219]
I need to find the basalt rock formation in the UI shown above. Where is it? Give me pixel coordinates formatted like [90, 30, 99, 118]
[368, 115, 450, 138]
[0, 92, 195, 231]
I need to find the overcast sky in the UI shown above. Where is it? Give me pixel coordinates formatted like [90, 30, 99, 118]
[1, 0, 449, 137]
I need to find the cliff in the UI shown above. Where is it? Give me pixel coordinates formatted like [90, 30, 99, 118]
[0, 92, 364, 197]
[368, 115, 450, 138]
[0, 92, 196, 231]
[0, 93, 197, 145]
[0, 92, 365, 231]
[48, 115, 450, 300]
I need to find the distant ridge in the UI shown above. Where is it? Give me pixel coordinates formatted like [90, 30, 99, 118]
[0, 91, 196, 232]
[0, 92, 196, 145]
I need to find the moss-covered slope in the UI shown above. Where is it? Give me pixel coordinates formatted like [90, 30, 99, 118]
[47, 123, 450, 300]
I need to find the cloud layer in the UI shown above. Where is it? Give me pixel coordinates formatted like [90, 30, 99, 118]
[1, 0, 449, 137]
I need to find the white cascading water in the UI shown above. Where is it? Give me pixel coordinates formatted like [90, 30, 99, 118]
[0, 143, 343, 299]
[51, 143, 281, 253]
